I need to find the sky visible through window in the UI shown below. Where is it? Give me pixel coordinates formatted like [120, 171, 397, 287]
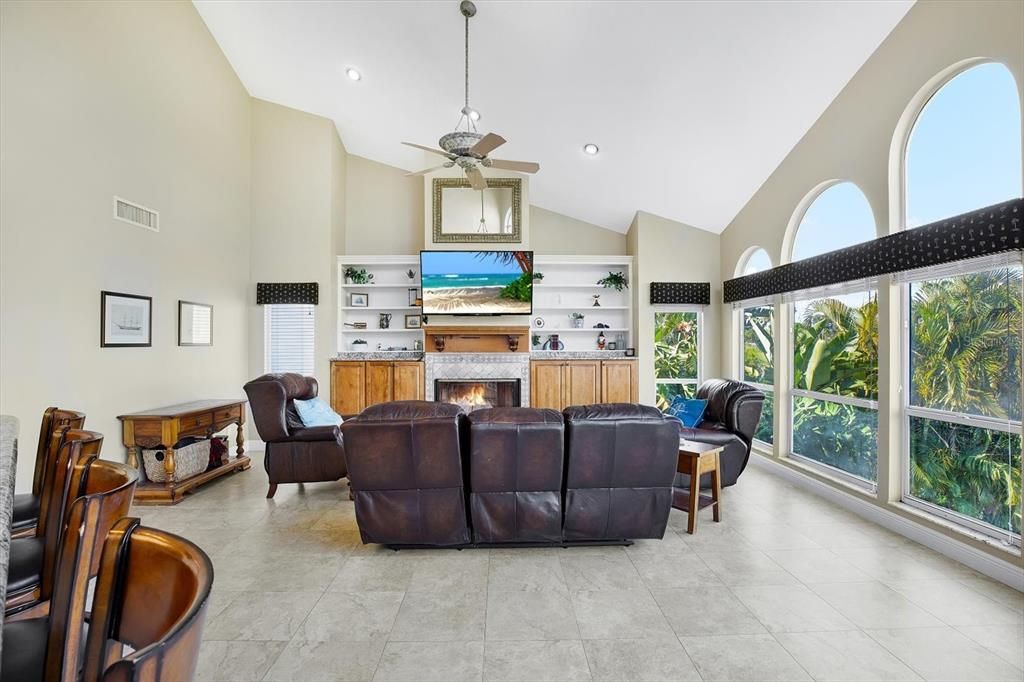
[792, 182, 876, 261]
[743, 248, 772, 275]
[907, 63, 1022, 228]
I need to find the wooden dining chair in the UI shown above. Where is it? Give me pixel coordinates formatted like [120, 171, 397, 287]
[1, 458, 139, 681]
[11, 407, 86, 539]
[5, 429, 104, 614]
[81, 518, 213, 682]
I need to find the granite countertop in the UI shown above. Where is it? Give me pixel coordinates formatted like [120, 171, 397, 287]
[335, 351, 425, 361]
[334, 351, 634, 361]
[529, 350, 634, 359]
[0, 414, 19, 646]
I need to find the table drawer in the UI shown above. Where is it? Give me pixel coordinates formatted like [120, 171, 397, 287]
[213, 405, 240, 423]
[179, 412, 213, 430]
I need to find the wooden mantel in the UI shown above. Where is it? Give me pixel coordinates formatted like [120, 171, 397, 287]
[424, 325, 529, 353]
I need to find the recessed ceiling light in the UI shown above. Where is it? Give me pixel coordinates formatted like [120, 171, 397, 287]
[583, 143, 600, 155]
[345, 68, 362, 81]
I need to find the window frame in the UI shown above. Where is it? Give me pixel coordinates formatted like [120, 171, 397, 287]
[653, 304, 703, 403]
[787, 286, 880, 491]
[263, 303, 316, 377]
[735, 301, 775, 448]
[898, 260, 1023, 545]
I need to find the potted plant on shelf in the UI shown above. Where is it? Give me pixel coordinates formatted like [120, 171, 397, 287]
[344, 267, 374, 285]
[597, 271, 628, 291]
[532, 272, 544, 283]
[406, 269, 416, 281]
[350, 338, 368, 351]
[569, 312, 585, 328]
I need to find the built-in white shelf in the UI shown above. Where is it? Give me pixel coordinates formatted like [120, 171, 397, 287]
[532, 327, 629, 332]
[340, 283, 419, 289]
[342, 329, 421, 334]
[341, 306, 421, 311]
[535, 305, 628, 310]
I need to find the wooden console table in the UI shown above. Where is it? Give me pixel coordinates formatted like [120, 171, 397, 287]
[118, 399, 250, 505]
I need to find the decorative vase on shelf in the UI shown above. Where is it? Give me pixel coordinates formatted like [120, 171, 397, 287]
[351, 340, 368, 351]
[570, 313, 585, 328]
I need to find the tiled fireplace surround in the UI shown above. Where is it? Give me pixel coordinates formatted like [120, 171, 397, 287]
[424, 352, 531, 407]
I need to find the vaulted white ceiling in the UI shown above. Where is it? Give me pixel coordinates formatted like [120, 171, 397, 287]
[194, 0, 913, 234]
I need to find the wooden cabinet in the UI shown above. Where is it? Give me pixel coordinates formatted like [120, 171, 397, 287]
[530, 361, 567, 410]
[331, 360, 424, 414]
[601, 360, 639, 403]
[565, 360, 601, 406]
[530, 359, 637, 410]
[393, 361, 425, 402]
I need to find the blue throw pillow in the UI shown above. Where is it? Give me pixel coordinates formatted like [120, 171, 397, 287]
[293, 397, 343, 427]
[665, 396, 707, 428]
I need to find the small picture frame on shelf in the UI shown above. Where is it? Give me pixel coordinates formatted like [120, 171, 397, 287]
[408, 287, 420, 306]
[405, 314, 421, 329]
[350, 292, 369, 307]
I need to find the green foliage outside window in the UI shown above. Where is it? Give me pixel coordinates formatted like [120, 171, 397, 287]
[909, 269, 1022, 534]
[655, 312, 698, 410]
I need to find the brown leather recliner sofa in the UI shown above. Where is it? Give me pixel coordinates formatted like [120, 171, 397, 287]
[341, 401, 680, 547]
[675, 379, 765, 489]
[243, 373, 348, 498]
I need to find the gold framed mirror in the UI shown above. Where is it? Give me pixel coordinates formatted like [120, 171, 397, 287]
[432, 177, 522, 243]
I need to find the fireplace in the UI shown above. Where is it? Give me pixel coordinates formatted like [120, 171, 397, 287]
[435, 379, 521, 412]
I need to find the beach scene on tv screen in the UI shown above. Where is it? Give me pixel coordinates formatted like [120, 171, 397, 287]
[422, 251, 533, 315]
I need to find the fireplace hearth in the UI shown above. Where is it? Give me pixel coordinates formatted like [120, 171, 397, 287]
[435, 379, 521, 412]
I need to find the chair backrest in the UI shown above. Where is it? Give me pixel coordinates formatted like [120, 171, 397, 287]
[44, 458, 139, 680]
[342, 400, 470, 546]
[37, 429, 104, 601]
[243, 373, 318, 442]
[81, 519, 213, 682]
[32, 407, 85, 496]
[562, 404, 679, 541]
[695, 379, 764, 444]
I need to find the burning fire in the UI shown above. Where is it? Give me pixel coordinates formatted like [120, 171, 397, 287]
[450, 384, 491, 411]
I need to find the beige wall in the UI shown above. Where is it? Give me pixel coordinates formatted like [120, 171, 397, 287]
[718, 0, 1023, 563]
[0, 0, 252, 491]
[531, 207, 628, 256]
[629, 212, 721, 406]
[249, 100, 345, 395]
[345, 155, 423, 255]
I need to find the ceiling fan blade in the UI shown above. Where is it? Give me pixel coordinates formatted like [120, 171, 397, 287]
[469, 132, 506, 156]
[404, 164, 450, 177]
[488, 159, 540, 174]
[465, 166, 488, 190]
[401, 141, 453, 158]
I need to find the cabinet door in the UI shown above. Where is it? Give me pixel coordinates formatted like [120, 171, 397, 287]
[393, 361, 425, 401]
[565, 360, 601, 407]
[331, 362, 366, 415]
[601, 360, 638, 403]
[365, 361, 394, 407]
[530, 361, 565, 410]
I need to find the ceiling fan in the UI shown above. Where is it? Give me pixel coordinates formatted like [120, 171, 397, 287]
[403, 0, 539, 190]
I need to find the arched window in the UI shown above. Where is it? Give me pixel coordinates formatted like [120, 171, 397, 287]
[791, 182, 876, 261]
[906, 63, 1022, 228]
[736, 248, 774, 444]
[901, 62, 1022, 539]
[789, 183, 878, 484]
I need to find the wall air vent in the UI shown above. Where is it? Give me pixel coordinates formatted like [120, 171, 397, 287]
[113, 196, 159, 232]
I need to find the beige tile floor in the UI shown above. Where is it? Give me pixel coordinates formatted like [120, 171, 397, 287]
[130, 452, 1024, 682]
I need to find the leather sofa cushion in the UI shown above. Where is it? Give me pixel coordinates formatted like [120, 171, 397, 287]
[12, 492, 39, 529]
[358, 400, 463, 422]
[288, 425, 343, 444]
[6, 536, 44, 594]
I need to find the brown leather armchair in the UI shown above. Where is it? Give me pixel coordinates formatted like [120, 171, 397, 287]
[676, 379, 765, 488]
[563, 404, 680, 541]
[243, 373, 348, 498]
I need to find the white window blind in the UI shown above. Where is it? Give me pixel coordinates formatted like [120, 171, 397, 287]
[893, 252, 1023, 284]
[264, 304, 315, 376]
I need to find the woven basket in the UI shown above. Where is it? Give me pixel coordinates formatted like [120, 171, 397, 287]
[142, 439, 210, 483]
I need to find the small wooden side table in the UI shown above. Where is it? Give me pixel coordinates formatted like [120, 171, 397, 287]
[672, 440, 724, 534]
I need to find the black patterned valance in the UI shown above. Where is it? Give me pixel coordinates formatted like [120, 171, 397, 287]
[723, 198, 1023, 303]
[256, 282, 318, 305]
[650, 282, 711, 305]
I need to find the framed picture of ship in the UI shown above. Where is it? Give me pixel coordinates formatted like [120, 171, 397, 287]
[101, 291, 152, 347]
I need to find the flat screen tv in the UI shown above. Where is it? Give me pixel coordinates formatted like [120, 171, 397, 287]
[420, 250, 534, 316]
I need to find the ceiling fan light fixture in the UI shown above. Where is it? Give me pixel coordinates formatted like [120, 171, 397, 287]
[583, 143, 600, 156]
[345, 67, 362, 81]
